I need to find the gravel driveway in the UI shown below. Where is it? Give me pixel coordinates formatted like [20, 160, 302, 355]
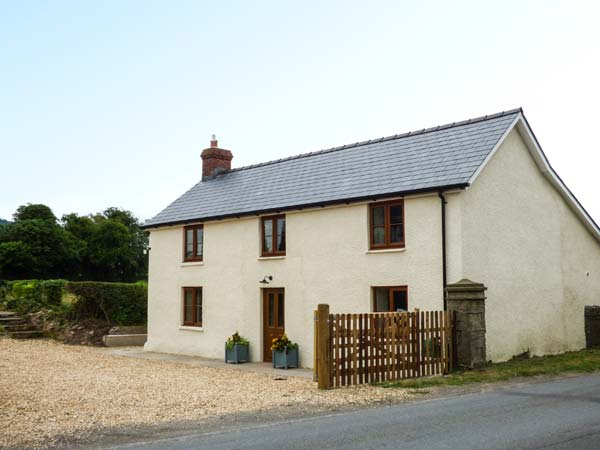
[0, 338, 408, 449]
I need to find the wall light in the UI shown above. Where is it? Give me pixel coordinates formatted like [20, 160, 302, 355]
[259, 275, 273, 284]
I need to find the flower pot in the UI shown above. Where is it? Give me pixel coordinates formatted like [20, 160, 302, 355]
[225, 343, 249, 364]
[272, 347, 299, 369]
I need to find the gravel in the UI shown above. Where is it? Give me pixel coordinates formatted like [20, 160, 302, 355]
[0, 338, 409, 449]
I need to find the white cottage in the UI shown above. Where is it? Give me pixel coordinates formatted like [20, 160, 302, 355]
[142, 108, 600, 367]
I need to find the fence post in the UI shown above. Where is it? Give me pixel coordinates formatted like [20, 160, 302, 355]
[445, 279, 487, 369]
[316, 303, 331, 389]
[313, 309, 318, 382]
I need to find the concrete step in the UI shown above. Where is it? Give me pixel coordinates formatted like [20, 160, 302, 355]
[0, 311, 16, 318]
[8, 330, 44, 339]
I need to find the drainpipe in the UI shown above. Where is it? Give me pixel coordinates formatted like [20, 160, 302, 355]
[438, 191, 448, 310]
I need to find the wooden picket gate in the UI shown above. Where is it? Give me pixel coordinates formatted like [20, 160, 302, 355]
[314, 305, 454, 389]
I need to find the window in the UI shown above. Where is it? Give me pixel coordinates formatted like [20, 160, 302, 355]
[261, 215, 286, 256]
[182, 287, 202, 326]
[183, 225, 203, 261]
[369, 200, 405, 249]
[373, 286, 408, 312]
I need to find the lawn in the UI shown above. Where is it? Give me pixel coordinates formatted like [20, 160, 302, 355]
[379, 348, 600, 389]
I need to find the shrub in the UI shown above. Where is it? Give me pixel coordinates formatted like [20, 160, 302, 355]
[0, 280, 8, 304]
[0, 279, 146, 326]
[7, 280, 43, 313]
[2, 279, 67, 313]
[65, 281, 147, 325]
[226, 331, 249, 350]
[42, 280, 66, 306]
[271, 334, 298, 351]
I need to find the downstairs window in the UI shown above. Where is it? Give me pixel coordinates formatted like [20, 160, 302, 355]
[373, 286, 408, 312]
[182, 287, 203, 327]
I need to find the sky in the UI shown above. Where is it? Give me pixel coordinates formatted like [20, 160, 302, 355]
[1, 1, 599, 224]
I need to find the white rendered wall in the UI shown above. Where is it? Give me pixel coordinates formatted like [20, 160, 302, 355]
[457, 128, 600, 361]
[146, 194, 445, 367]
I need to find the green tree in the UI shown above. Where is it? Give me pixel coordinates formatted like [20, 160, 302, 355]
[62, 207, 148, 282]
[13, 204, 57, 223]
[0, 216, 82, 279]
[1, 204, 147, 282]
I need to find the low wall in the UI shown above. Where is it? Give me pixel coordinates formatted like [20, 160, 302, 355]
[103, 334, 147, 347]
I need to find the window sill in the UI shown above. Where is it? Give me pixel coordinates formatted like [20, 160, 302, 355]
[180, 261, 204, 267]
[179, 326, 204, 332]
[366, 248, 406, 254]
[257, 256, 286, 260]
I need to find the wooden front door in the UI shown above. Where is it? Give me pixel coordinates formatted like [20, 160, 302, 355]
[263, 288, 284, 362]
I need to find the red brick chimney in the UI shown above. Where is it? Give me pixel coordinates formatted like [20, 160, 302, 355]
[201, 135, 233, 179]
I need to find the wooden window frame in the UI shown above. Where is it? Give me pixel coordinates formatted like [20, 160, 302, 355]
[183, 224, 204, 262]
[372, 286, 408, 312]
[182, 287, 203, 327]
[261, 215, 286, 257]
[369, 200, 405, 250]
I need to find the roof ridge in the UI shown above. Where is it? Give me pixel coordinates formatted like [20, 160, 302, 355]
[226, 107, 523, 174]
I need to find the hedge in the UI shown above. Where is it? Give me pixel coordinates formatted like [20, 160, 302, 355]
[0, 279, 147, 325]
[66, 281, 147, 325]
[1, 279, 67, 313]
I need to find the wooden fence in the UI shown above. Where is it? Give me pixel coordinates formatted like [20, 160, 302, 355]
[314, 305, 454, 389]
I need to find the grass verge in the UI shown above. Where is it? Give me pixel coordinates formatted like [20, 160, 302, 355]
[379, 348, 600, 389]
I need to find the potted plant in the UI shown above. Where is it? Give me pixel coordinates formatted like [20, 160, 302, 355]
[225, 331, 250, 364]
[271, 334, 299, 369]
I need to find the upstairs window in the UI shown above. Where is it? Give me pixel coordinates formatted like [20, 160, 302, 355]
[183, 224, 203, 261]
[369, 200, 405, 249]
[183, 287, 202, 327]
[261, 215, 286, 257]
[373, 286, 408, 312]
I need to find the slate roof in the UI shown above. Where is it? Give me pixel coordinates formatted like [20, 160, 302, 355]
[143, 108, 521, 228]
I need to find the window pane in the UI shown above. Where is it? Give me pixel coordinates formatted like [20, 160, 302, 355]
[374, 288, 390, 312]
[392, 290, 407, 311]
[263, 219, 272, 236]
[372, 207, 384, 226]
[263, 236, 273, 253]
[195, 289, 202, 324]
[184, 289, 193, 322]
[276, 218, 286, 252]
[277, 293, 284, 327]
[185, 229, 193, 257]
[391, 225, 403, 243]
[263, 219, 273, 253]
[196, 228, 203, 257]
[390, 205, 403, 224]
[373, 226, 385, 245]
[268, 294, 274, 326]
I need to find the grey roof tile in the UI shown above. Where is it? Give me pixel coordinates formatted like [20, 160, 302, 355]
[143, 109, 520, 227]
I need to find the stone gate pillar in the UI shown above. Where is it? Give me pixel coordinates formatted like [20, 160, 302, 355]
[445, 279, 487, 369]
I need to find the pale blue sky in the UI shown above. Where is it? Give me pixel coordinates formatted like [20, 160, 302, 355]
[1, 1, 599, 223]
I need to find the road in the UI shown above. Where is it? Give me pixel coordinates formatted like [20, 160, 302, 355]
[100, 373, 600, 450]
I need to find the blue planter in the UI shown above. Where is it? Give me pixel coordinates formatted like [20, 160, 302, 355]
[272, 347, 299, 369]
[225, 343, 249, 364]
